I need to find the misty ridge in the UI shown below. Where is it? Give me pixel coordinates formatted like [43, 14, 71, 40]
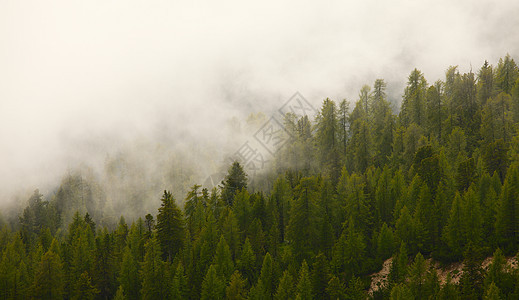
[2, 0, 519, 227]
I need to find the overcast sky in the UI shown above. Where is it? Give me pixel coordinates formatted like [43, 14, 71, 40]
[1, 0, 518, 202]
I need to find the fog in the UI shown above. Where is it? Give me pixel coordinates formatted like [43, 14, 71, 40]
[1, 0, 518, 209]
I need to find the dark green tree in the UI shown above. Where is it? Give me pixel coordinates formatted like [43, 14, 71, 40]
[200, 265, 225, 300]
[156, 190, 185, 261]
[221, 162, 248, 206]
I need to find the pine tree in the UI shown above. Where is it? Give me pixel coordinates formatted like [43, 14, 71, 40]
[172, 263, 188, 300]
[496, 54, 518, 95]
[438, 274, 459, 300]
[331, 218, 366, 280]
[32, 250, 65, 299]
[377, 223, 395, 261]
[390, 283, 413, 300]
[295, 260, 312, 300]
[338, 99, 350, 164]
[389, 242, 408, 284]
[221, 162, 248, 206]
[459, 242, 484, 300]
[119, 246, 140, 300]
[426, 83, 443, 141]
[345, 275, 365, 300]
[226, 270, 248, 300]
[408, 252, 427, 298]
[442, 193, 464, 259]
[156, 190, 185, 261]
[140, 235, 168, 300]
[72, 271, 99, 300]
[484, 248, 514, 297]
[401, 68, 428, 127]
[213, 235, 234, 281]
[200, 265, 225, 300]
[326, 275, 346, 300]
[237, 238, 256, 286]
[258, 252, 277, 298]
[274, 270, 295, 300]
[91, 229, 115, 299]
[495, 162, 519, 254]
[311, 252, 330, 299]
[484, 282, 502, 300]
[315, 98, 340, 181]
[478, 60, 495, 106]
[286, 177, 320, 262]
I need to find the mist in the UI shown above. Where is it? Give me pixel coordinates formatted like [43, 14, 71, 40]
[1, 0, 518, 211]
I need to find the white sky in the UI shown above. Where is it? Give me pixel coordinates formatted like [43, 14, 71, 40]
[1, 0, 518, 201]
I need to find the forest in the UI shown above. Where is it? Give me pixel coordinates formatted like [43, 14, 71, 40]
[2, 54, 519, 299]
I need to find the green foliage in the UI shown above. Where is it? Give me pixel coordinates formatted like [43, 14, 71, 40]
[226, 270, 248, 300]
[213, 235, 234, 281]
[5, 55, 519, 300]
[237, 237, 256, 286]
[275, 269, 295, 300]
[200, 265, 225, 300]
[32, 249, 65, 299]
[119, 246, 140, 300]
[221, 162, 248, 206]
[295, 260, 312, 300]
[156, 190, 185, 261]
[484, 282, 502, 300]
[140, 235, 169, 300]
[287, 177, 321, 262]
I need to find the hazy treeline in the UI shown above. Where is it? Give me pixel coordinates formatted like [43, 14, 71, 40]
[1, 55, 519, 299]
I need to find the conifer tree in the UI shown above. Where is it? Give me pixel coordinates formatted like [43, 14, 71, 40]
[140, 235, 168, 300]
[32, 250, 65, 299]
[295, 260, 312, 300]
[213, 235, 234, 281]
[221, 162, 248, 206]
[200, 265, 225, 300]
[156, 190, 185, 261]
[119, 246, 140, 300]
[226, 270, 248, 300]
[274, 270, 295, 300]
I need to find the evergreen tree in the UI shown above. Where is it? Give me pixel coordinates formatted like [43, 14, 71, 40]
[213, 235, 234, 281]
[237, 238, 256, 286]
[401, 68, 428, 127]
[140, 235, 168, 300]
[326, 275, 346, 300]
[119, 246, 140, 300]
[295, 260, 312, 300]
[346, 275, 365, 300]
[286, 177, 320, 262]
[331, 218, 366, 280]
[226, 270, 248, 300]
[156, 190, 185, 261]
[377, 223, 395, 261]
[478, 60, 495, 106]
[258, 252, 277, 298]
[315, 98, 341, 182]
[274, 270, 295, 300]
[495, 162, 519, 254]
[496, 54, 519, 95]
[221, 162, 248, 206]
[200, 265, 225, 300]
[438, 274, 459, 300]
[408, 252, 427, 298]
[311, 252, 330, 299]
[72, 271, 99, 300]
[32, 249, 65, 299]
[484, 282, 502, 300]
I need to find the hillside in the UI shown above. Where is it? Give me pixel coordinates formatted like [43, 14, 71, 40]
[2, 55, 519, 299]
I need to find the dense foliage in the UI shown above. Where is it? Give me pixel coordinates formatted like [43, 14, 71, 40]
[2, 55, 519, 299]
